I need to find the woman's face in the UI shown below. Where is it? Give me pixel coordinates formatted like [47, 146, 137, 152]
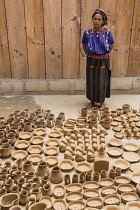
[92, 13, 104, 29]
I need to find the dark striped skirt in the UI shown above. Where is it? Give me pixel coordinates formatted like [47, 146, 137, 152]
[86, 56, 111, 103]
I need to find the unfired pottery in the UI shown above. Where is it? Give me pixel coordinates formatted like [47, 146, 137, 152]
[0, 193, 20, 210]
[83, 189, 99, 199]
[29, 202, 48, 210]
[104, 194, 120, 205]
[50, 166, 63, 184]
[53, 199, 66, 210]
[86, 197, 103, 209]
[27, 154, 42, 164]
[39, 196, 53, 209]
[68, 200, 86, 210]
[117, 183, 134, 194]
[53, 185, 65, 199]
[125, 201, 140, 210]
[23, 160, 35, 172]
[121, 192, 138, 203]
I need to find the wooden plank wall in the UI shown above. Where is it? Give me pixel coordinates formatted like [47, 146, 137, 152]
[0, 0, 140, 79]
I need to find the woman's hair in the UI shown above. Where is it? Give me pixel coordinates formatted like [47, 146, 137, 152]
[92, 9, 108, 26]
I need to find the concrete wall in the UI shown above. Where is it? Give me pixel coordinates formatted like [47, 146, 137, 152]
[0, 78, 140, 95]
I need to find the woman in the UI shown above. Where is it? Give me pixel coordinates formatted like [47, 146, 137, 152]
[82, 9, 114, 109]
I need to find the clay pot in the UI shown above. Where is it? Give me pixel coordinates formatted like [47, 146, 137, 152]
[6, 132, 16, 145]
[11, 170, 25, 183]
[89, 119, 97, 129]
[37, 160, 50, 177]
[55, 117, 63, 126]
[136, 183, 140, 195]
[5, 178, 13, 193]
[19, 190, 28, 205]
[50, 166, 63, 184]
[25, 171, 38, 182]
[23, 160, 35, 172]
[100, 118, 111, 130]
[29, 202, 48, 210]
[31, 176, 41, 187]
[10, 185, 19, 193]
[17, 177, 26, 191]
[41, 183, 53, 196]
[0, 188, 7, 196]
[31, 187, 41, 202]
[0, 144, 11, 158]
[9, 205, 23, 210]
[41, 174, 50, 186]
[24, 122, 34, 132]
[0, 193, 20, 210]
[15, 158, 23, 170]
[122, 104, 131, 114]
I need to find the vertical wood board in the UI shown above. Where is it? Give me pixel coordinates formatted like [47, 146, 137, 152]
[24, 0, 45, 79]
[111, 0, 134, 77]
[128, 0, 140, 76]
[80, 0, 99, 78]
[100, 0, 117, 75]
[43, 0, 62, 79]
[5, 0, 28, 78]
[0, 0, 11, 78]
[62, 0, 80, 78]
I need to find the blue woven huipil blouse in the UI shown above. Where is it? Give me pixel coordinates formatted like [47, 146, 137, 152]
[82, 28, 115, 55]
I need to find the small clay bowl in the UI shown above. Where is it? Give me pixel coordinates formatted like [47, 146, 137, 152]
[83, 181, 99, 190]
[53, 185, 65, 199]
[30, 135, 44, 145]
[28, 145, 42, 154]
[104, 205, 122, 210]
[104, 194, 121, 205]
[114, 176, 130, 186]
[66, 183, 82, 193]
[66, 191, 83, 203]
[117, 183, 134, 194]
[86, 197, 103, 209]
[39, 196, 52, 209]
[53, 199, 66, 210]
[108, 138, 122, 147]
[99, 178, 114, 188]
[125, 201, 140, 209]
[46, 138, 59, 147]
[83, 189, 99, 199]
[113, 159, 130, 170]
[14, 140, 29, 150]
[44, 156, 58, 167]
[68, 200, 86, 210]
[121, 192, 138, 203]
[101, 186, 117, 197]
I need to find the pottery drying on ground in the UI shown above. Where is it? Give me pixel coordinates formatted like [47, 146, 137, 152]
[114, 176, 131, 185]
[117, 183, 134, 194]
[113, 159, 130, 170]
[66, 183, 82, 193]
[66, 191, 83, 203]
[28, 201, 48, 210]
[30, 135, 44, 145]
[28, 145, 42, 154]
[27, 154, 42, 164]
[104, 194, 121, 205]
[68, 200, 86, 210]
[44, 156, 58, 167]
[58, 159, 74, 171]
[34, 128, 46, 136]
[0, 193, 20, 210]
[131, 172, 140, 184]
[37, 160, 50, 177]
[122, 152, 140, 163]
[107, 147, 123, 157]
[12, 150, 27, 160]
[104, 205, 122, 210]
[121, 192, 138, 203]
[125, 201, 140, 210]
[39, 196, 52, 209]
[101, 185, 117, 197]
[50, 166, 63, 184]
[94, 146, 109, 172]
[75, 162, 92, 173]
[53, 199, 66, 210]
[14, 140, 29, 150]
[83, 189, 99, 199]
[53, 185, 65, 199]
[86, 197, 103, 209]
[108, 138, 122, 147]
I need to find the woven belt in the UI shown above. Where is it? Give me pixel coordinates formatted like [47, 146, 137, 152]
[87, 53, 108, 59]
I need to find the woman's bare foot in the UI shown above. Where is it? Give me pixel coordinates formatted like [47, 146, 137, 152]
[86, 102, 93, 109]
[99, 102, 105, 110]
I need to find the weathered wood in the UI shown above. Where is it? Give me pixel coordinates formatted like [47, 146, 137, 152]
[100, 0, 117, 74]
[24, 0, 45, 79]
[128, 0, 140, 76]
[111, 0, 134, 77]
[43, 0, 62, 79]
[62, 0, 80, 78]
[80, 0, 99, 78]
[1, 0, 140, 79]
[0, 0, 11, 78]
[5, 0, 28, 78]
